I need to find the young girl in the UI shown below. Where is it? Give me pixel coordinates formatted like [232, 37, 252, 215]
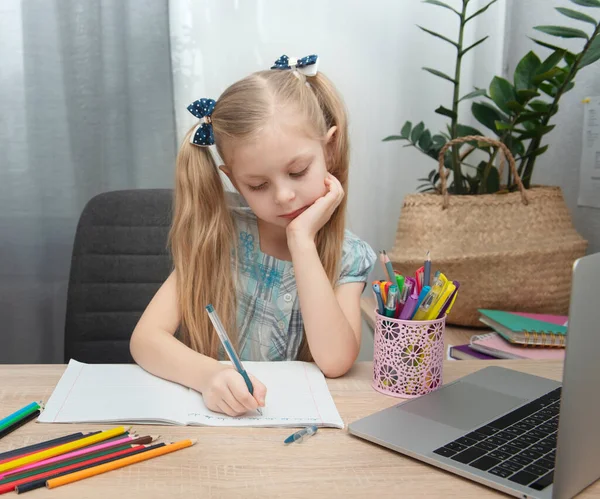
[130, 54, 376, 417]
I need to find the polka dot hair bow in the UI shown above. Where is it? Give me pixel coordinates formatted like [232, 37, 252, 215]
[270, 54, 319, 77]
[187, 98, 216, 146]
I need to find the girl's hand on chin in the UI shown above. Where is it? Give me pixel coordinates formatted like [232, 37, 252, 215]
[286, 174, 344, 245]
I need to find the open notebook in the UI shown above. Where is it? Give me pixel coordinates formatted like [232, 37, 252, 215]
[38, 360, 344, 429]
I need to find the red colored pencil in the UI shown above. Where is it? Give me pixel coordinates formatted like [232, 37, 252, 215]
[0, 445, 144, 495]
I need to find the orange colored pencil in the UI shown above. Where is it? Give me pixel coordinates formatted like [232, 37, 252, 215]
[46, 439, 195, 489]
[0, 426, 128, 474]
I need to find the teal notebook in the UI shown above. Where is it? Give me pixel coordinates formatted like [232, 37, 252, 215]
[478, 309, 567, 347]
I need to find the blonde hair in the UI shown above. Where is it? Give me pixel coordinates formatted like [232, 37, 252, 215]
[169, 69, 349, 361]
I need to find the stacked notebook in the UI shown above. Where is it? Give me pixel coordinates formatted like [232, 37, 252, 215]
[449, 309, 568, 361]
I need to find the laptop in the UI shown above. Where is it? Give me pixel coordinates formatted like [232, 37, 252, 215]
[349, 252, 600, 499]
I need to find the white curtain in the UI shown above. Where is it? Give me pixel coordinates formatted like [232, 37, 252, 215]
[0, 0, 176, 363]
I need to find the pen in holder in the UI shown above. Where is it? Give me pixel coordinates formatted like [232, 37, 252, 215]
[372, 311, 445, 398]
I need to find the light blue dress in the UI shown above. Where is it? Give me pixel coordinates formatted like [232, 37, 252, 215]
[228, 200, 376, 361]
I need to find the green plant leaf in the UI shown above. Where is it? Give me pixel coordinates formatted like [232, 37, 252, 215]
[532, 67, 564, 85]
[422, 67, 457, 83]
[537, 49, 566, 75]
[456, 124, 484, 137]
[465, 0, 498, 23]
[460, 36, 489, 56]
[418, 26, 459, 48]
[531, 38, 566, 52]
[534, 25, 589, 39]
[505, 136, 526, 157]
[563, 81, 576, 92]
[552, 68, 569, 85]
[431, 134, 447, 149]
[514, 111, 546, 124]
[418, 129, 433, 151]
[569, 0, 600, 7]
[556, 7, 598, 25]
[382, 135, 405, 141]
[516, 124, 556, 139]
[435, 106, 457, 119]
[564, 51, 577, 66]
[401, 121, 413, 138]
[529, 100, 551, 113]
[490, 76, 517, 114]
[507, 100, 525, 113]
[520, 144, 550, 159]
[579, 35, 600, 68]
[516, 89, 541, 104]
[539, 82, 557, 96]
[411, 122, 425, 142]
[514, 51, 542, 91]
[485, 166, 501, 193]
[423, 0, 460, 15]
[459, 88, 488, 101]
[472, 101, 508, 132]
[494, 121, 513, 130]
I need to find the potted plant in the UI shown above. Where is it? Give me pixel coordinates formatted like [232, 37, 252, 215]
[385, 0, 597, 326]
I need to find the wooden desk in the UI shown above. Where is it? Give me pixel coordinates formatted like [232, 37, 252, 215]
[361, 295, 483, 350]
[1, 362, 597, 498]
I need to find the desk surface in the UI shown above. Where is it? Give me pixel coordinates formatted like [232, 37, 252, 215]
[1, 362, 597, 498]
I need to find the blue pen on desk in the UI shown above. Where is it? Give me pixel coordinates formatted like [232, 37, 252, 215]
[205, 304, 263, 415]
[284, 425, 318, 445]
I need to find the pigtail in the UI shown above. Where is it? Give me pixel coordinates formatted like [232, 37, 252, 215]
[295, 72, 350, 362]
[169, 133, 237, 358]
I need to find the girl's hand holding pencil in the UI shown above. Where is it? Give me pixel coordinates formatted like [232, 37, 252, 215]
[201, 365, 267, 417]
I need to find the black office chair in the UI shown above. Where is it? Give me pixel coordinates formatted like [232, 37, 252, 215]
[64, 189, 173, 363]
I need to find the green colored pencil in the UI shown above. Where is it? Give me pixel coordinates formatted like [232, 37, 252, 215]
[0, 444, 132, 485]
[0, 403, 40, 433]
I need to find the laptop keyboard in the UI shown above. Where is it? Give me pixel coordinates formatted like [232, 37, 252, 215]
[433, 387, 561, 491]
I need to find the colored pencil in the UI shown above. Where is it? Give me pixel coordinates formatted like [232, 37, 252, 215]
[0, 404, 39, 429]
[0, 411, 39, 441]
[1, 437, 154, 486]
[46, 439, 195, 489]
[0, 426, 128, 474]
[0, 446, 131, 486]
[0, 444, 158, 495]
[2, 434, 153, 480]
[0, 404, 40, 433]
[0, 432, 98, 463]
[381, 250, 396, 283]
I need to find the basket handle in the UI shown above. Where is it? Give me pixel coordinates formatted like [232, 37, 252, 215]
[437, 135, 529, 209]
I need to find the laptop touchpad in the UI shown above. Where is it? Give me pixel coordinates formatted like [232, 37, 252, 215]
[399, 381, 527, 430]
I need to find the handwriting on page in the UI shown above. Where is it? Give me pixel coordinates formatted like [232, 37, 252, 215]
[187, 413, 319, 423]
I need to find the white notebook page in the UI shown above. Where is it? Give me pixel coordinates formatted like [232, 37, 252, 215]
[39, 360, 344, 428]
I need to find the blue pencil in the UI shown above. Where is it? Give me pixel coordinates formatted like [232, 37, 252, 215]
[0, 402, 39, 428]
[382, 250, 396, 283]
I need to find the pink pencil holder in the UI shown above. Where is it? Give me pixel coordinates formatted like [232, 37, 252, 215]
[372, 311, 446, 398]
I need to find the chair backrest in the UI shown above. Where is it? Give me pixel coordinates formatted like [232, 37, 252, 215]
[64, 189, 173, 363]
